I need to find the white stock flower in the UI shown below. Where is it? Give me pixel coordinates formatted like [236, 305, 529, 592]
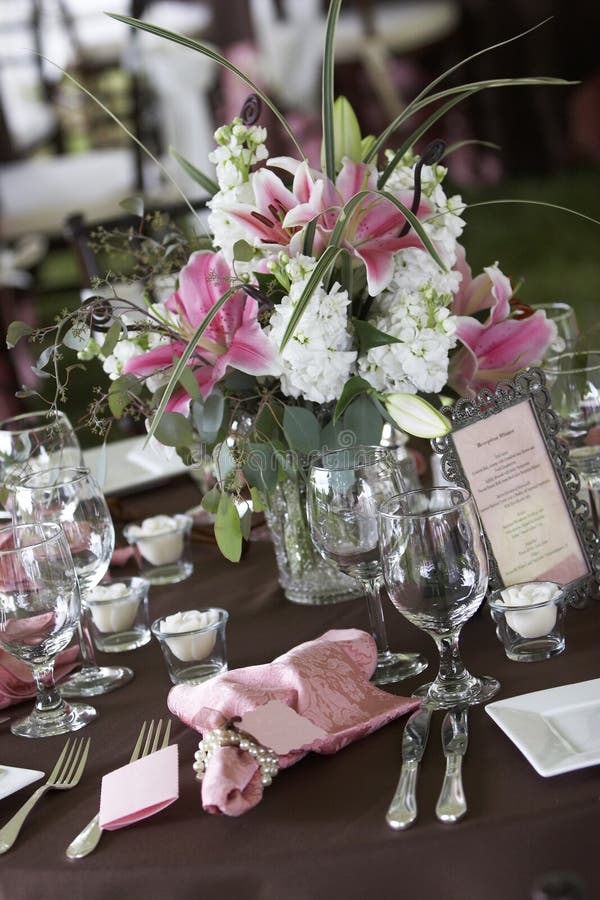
[266, 256, 357, 403]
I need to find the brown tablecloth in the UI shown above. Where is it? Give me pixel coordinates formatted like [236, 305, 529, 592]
[0, 477, 599, 900]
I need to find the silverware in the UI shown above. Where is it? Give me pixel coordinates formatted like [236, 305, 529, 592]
[66, 719, 171, 859]
[0, 737, 90, 854]
[435, 707, 468, 823]
[386, 704, 431, 830]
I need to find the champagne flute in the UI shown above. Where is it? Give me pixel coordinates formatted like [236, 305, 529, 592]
[378, 487, 500, 709]
[0, 521, 96, 737]
[307, 446, 427, 685]
[12, 466, 134, 696]
[0, 410, 83, 506]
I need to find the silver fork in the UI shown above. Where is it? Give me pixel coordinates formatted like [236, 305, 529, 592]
[66, 719, 171, 859]
[0, 737, 91, 854]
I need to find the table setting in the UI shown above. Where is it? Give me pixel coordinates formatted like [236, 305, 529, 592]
[3, 2, 600, 897]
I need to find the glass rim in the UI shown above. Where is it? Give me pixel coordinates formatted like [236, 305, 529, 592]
[543, 351, 600, 375]
[309, 444, 390, 473]
[378, 486, 472, 519]
[531, 302, 576, 319]
[488, 594, 563, 612]
[0, 409, 71, 435]
[0, 520, 63, 554]
[151, 608, 228, 638]
[15, 465, 92, 491]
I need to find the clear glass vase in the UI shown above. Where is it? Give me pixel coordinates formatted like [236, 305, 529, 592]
[264, 476, 362, 605]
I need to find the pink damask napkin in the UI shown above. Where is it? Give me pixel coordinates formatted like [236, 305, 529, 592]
[168, 628, 420, 816]
[0, 646, 80, 709]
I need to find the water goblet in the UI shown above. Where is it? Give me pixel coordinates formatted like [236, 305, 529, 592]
[12, 466, 134, 696]
[0, 521, 96, 737]
[378, 487, 500, 708]
[0, 410, 83, 507]
[307, 446, 427, 685]
[531, 302, 579, 356]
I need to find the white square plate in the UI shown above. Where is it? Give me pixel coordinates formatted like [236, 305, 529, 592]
[486, 678, 600, 777]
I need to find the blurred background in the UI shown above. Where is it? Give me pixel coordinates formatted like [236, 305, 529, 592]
[1, 0, 599, 445]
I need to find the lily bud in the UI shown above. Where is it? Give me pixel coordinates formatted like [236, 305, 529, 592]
[384, 393, 451, 439]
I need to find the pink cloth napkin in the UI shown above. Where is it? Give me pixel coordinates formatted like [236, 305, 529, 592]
[0, 646, 80, 709]
[110, 546, 141, 567]
[168, 628, 420, 816]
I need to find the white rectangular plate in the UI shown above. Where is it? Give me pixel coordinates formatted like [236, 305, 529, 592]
[486, 678, 600, 777]
[83, 436, 189, 496]
[0, 765, 44, 800]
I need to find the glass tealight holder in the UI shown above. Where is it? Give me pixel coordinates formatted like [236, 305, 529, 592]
[151, 608, 228, 685]
[488, 582, 566, 662]
[123, 514, 193, 585]
[87, 576, 151, 653]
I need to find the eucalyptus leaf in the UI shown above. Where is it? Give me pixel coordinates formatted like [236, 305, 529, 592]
[62, 325, 91, 352]
[283, 406, 321, 455]
[249, 486, 265, 513]
[214, 492, 242, 562]
[343, 394, 384, 447]
[333, 375, 371, 423]
[178, 365, 202, 402]
[101, 321, 122, 359]
[6, 321, 33, 349]
[212, 441, 236, 479]
[233, 239, 256, 262]
[239, 506, 252, 541]
[119, 195, 145, 218]
[153, 411, 194, 448]
[201, 484, 221, 514]
[36, 346, 55, 370]
[243, 442, 278, 493]
[108, 373, 143, 419]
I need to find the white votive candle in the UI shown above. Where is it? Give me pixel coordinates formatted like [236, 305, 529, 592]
[128, 515, 184, 566]
[160, 609, 219, 662]
[499, 582, 561, 639]
[88, 583, 140, 633]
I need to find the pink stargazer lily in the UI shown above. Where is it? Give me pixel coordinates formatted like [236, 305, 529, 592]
[222, 156, 431, 296]
[448, 256, 557, 396]
[123, 251, 280, 413]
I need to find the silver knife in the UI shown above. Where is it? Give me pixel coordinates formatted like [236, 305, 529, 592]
[386, 704, 431, 830]
[435, 707, 468, 823]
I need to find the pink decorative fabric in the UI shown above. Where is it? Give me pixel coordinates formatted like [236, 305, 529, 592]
[168, 629, 420, 816]
[0, 646, 80, 709]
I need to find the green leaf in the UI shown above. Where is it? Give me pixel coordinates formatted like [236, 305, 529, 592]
[63, 324, 91, 352]
[332, 96, 362, 167]
[193, 391, 225, 441]
[178, 365, 202, 402]
[153, 411, 194, 447]
[254, 399, 284, 442]
[343, 394, 384, 447]
[321, 0, 342, 180]
[214, 492, 242, 562]
[201, 484, 221, 514]
[464, 198, 600, 227]
[283, 406, 321, 455]
[119, 195, 145, 218]
[352, 319, 401, 354]
[101, 321, 122, 359]
[108, 373, 143, 419]
[233, 239, 256, 262]
[239, 505, 252, 541]
[383, 393, 451, 438]
[249, 486, 265, 513]
[36, 346, 55, 370]
[212, 441, 236, 479]
[169, 147, 219, 196]
[6, 321, 33, 348]
[320, 418, 346, 452]
[333, 375, 372, 423]
[108, 13, 305, 159]
[243, 442, 278, 493]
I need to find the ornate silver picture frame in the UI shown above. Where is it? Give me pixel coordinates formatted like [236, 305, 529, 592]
[432, 368, 600, 608]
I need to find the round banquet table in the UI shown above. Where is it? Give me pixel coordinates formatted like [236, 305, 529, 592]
[0, 476, 599, 900]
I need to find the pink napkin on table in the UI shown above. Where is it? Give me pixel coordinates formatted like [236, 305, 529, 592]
[110, 545, 141, 567]
[168, 628, 420, 817]
[0, 646, 80, 709]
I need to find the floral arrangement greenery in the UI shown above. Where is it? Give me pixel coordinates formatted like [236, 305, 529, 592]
[7, 2, 592, 561]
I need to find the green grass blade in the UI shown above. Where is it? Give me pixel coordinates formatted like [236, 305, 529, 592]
[377, 89, 477, 189]
[279, 246, 344, 350]
[442, 139, 502, 158]
[169, 148, 219, 197]
[146, 287, 236, 444]
[108, 13, 305, 160]
[322, 0, 342, 181]
[464, 198, 600, 227]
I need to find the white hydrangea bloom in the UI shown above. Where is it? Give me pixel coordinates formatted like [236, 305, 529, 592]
[266, 256, 357, 403]
[101, 303, 175, 382]
[358, 285, 458, 395]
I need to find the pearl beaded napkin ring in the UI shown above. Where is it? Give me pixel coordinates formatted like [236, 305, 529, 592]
[193, 722, 279, 787]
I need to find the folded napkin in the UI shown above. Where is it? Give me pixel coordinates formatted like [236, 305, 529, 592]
[0, 646, 80, 709]
[168, 628, 420, 816]
[110, 546, 141, 567]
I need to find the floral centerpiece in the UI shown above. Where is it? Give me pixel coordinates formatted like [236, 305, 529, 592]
[8, 3, 573, 596]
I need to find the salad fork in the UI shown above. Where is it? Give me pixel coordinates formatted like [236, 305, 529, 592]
[0, 737, 90, 854]
[66, 719, 171, 859]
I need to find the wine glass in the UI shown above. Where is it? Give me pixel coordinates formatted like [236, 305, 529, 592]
[543, 350, 600, 526]
[378, 487, 500, 709]
[0, 521, 96, 737]
[0, 411, 83, 507]
[531, 302, 579, 356]
[307, 446, 428, 685]
[12, 466, 134, 696]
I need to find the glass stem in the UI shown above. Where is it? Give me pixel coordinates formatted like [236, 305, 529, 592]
[77, 607, 98, 669]
[432, 630, 467, 687]
[32, 663, 62, 714]
[362, 576, 390, 656]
